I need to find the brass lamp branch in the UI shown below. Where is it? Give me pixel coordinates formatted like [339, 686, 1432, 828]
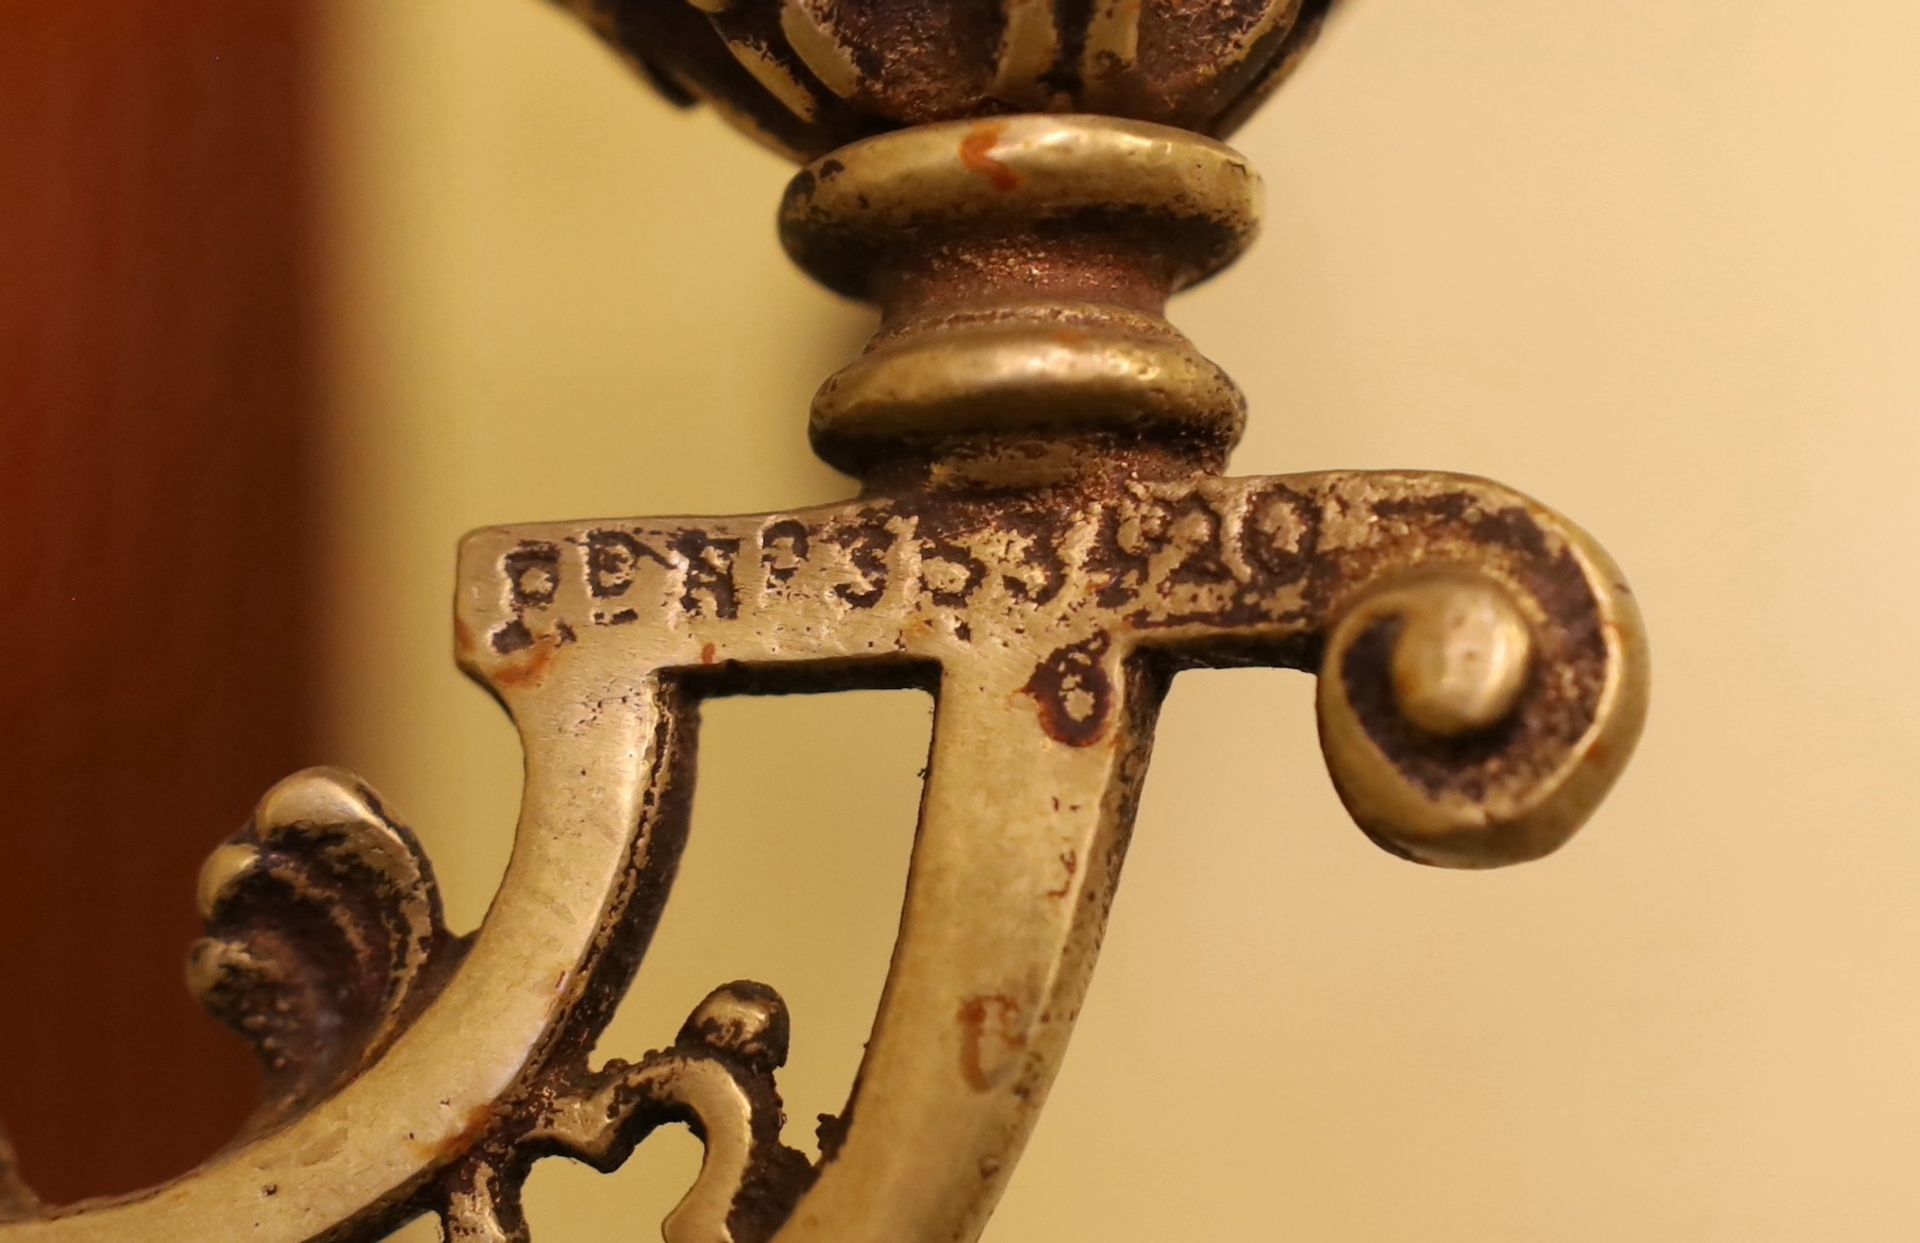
[0, 3, 1649, 1239]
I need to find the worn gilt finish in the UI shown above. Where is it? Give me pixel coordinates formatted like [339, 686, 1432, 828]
[0, 3, 1649, 1240]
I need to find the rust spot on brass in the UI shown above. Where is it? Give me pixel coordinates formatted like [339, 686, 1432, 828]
[1044, 850, 1078, 901]
[957, 994, 1026, 1091]
[492, 634, 562, 691]
[430, 1104, 498, 1162]
[959, 124, 1020, 192]
[1021, 635, 1114, 746]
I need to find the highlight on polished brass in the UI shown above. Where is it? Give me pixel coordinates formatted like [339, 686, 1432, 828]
[0, 3, 1649, 1240]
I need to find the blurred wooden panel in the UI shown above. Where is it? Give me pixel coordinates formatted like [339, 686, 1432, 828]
[0, 0, 322, 1203]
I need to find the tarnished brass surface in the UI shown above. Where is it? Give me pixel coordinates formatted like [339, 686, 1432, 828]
[0, 3, 1649, 1240]
[785, 115, 1260, 473]
[554, 0, 1340, 159]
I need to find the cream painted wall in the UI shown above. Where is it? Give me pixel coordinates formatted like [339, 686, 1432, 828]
[315, 2, 1920, 1239]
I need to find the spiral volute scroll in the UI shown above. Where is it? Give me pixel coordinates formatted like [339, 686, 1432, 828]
[1317, 550, 1647, 868]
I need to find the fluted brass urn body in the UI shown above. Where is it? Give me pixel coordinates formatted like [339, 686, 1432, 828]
[559, 0, 1339, 158]
[0, 4, 1647, 1241]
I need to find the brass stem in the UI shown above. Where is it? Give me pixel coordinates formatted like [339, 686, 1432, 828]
[780, 115, 1262, 480]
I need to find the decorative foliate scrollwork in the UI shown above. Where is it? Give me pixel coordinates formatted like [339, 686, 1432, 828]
[146, 766, 820, 1242]
[187, 768, 462, 1133]
[173, 775, 816, 1242]
[443, 983, 813, 1243]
